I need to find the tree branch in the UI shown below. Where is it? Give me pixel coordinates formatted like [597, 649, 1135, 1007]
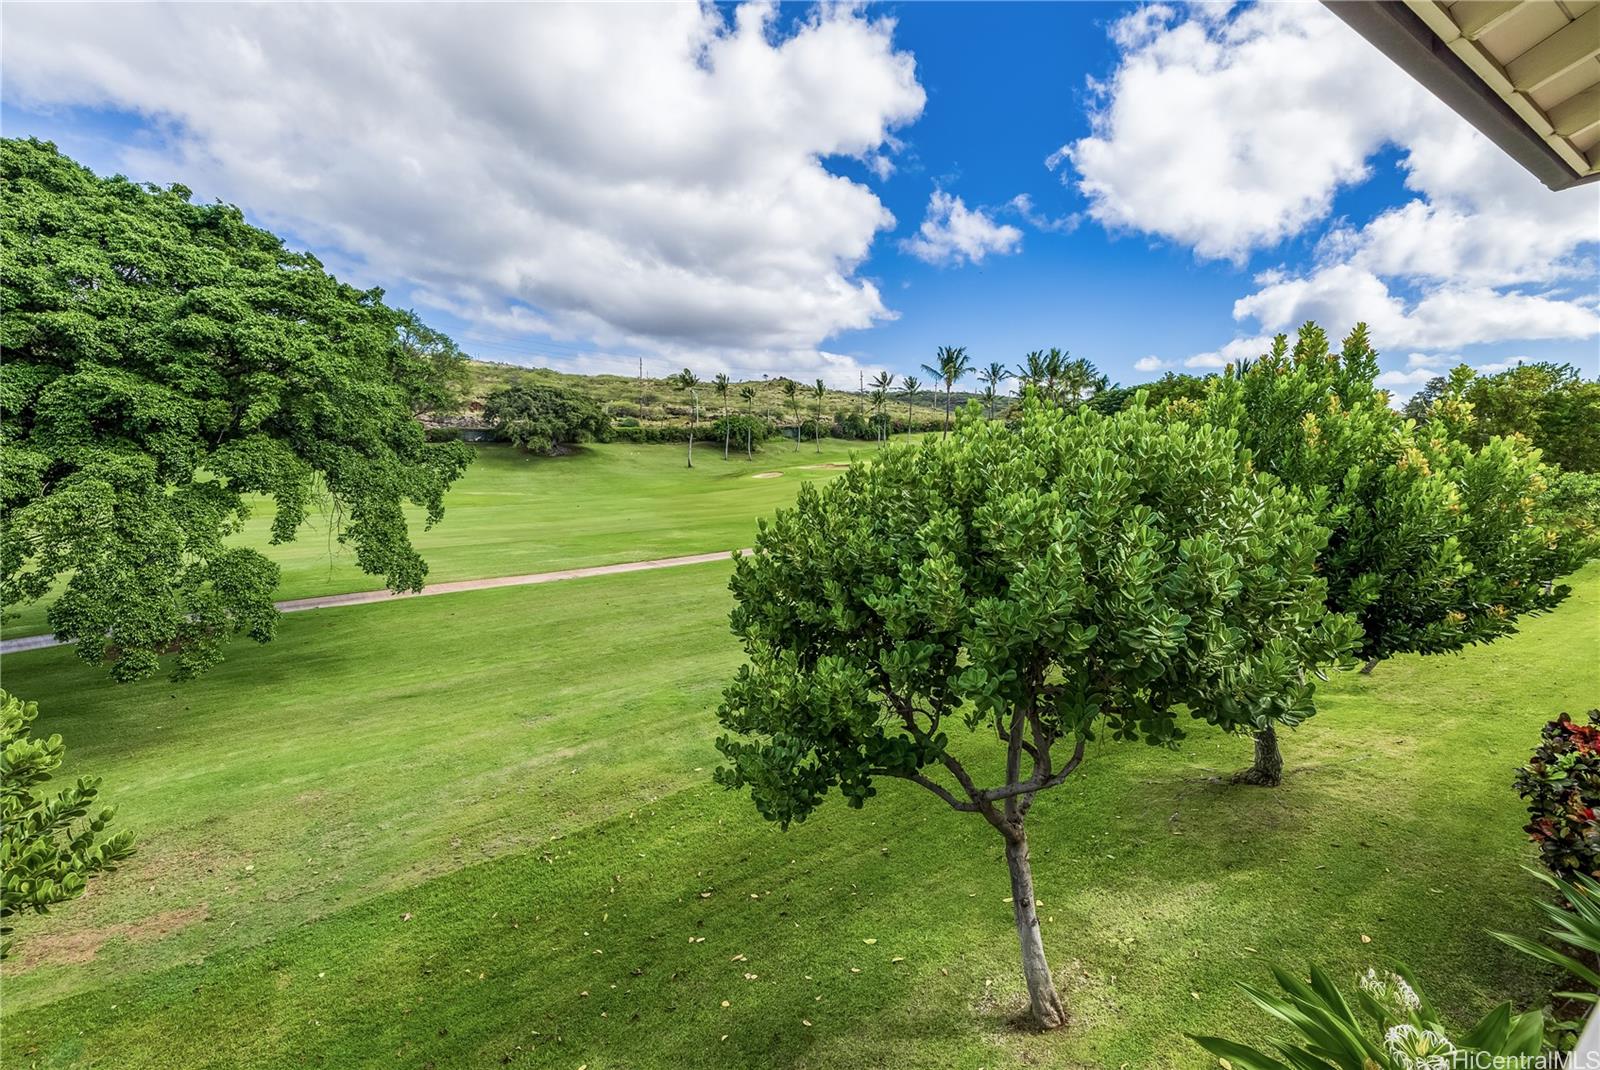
[973, 736, 1088, 804]
[890, 770, 980, 813]
[1003, 701, 1027, 820]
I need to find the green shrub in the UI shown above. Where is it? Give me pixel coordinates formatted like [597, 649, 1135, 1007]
[608, 424, 696, 444]
[709, 413, 777, 446]
[1515, 711, 1600, 880]
[0, 690, 136, 959]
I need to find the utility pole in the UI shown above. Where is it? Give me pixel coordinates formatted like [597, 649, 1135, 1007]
[638, 357, 645, 421]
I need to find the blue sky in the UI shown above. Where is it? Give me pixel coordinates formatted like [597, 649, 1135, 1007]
[4, 2, 1596, 396]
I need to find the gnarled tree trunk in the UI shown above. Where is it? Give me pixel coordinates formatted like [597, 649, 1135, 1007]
[1004, 829, 1066, 1030]
[1232, 724, 1283, 787]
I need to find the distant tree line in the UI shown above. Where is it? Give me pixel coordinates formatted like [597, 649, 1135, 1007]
[1404, 361, 1599, 474]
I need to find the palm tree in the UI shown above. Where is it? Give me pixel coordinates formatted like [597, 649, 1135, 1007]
[740, 384, 757, 459]
[931, 345, 971, 436]
[1016, 351, 1048, 398]
[900, 375, 921, 434]
[1042, 348, 1067, 401]
[1059, 356, 1108, 409]
[782, 379, 801, 452]
[673, 368, 700, 468]
[811, 379, 827, 454]
[713, 372, 732, 460]
[977, 361, 1011, 419]
[869, 371, 895, 442]
[919, 360, 944, 431]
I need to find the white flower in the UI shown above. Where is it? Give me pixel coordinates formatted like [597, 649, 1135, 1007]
[1383, 1023, 1457, 1070]
[1360, 968, 1422, 1014]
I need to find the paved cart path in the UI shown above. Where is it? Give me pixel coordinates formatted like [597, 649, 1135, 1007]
[0, 549, 746, 656]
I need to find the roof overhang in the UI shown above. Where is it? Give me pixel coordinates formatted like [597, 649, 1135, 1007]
[1325, 1, 1600, 190]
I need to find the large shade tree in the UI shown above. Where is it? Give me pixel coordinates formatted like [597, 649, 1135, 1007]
[1196, 323, 1595, 785]
[0, 138, 473, 681]
[482, 383, 609, 455]
[715, 399, 1358, 1028]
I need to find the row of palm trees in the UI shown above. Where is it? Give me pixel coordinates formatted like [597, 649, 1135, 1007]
[669, 347, 1103, 467]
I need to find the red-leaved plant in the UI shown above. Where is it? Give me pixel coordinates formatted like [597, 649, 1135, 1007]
[1515, 710, 1600, 880]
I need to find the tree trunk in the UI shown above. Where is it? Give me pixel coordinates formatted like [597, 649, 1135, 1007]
[1004, 830, 1066, 1030]
[1232, 724, 1283, 787]
[1359, 656, 1380, 675]
[723, 408, 730, 460]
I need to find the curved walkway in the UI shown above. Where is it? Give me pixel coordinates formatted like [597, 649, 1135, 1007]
[0, 549, 745, 656]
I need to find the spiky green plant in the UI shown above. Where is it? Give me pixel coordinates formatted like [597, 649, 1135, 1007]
[1189, 962, 1544, 1069]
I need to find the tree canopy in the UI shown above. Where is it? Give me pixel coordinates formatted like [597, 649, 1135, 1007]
[1406, 361, 1600, 474]
[715, 398, 1357, 1026]
[0, 138, 473, 680]
[482, 383, 610, 455]
[1196, 323, 1591, 671]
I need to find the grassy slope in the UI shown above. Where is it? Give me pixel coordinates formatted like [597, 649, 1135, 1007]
[3, 561, 1596, 1068]
[2, 438, 893, 640]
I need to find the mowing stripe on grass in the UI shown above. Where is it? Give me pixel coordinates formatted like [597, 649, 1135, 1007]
[0, 548, 748, 655]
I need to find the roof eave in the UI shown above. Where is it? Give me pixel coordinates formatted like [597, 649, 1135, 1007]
[1324, 0, 1598, 192]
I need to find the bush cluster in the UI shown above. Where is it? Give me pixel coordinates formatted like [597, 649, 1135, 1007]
[1515, 710, 1600, 880]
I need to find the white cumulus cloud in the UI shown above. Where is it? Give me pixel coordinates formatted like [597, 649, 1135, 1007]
[1184, 335, 1273, 370]
[1068, 3, 1599, 369]
[1133, 355, 1173, 372]
[1059, 2, 1438, 263]
[1, 3, 926, 372]
[900, 190, 1024, 266]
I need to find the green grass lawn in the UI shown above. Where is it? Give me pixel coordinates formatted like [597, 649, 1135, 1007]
[2, 438, 893, 640]
[3, 560, 1595, 1068]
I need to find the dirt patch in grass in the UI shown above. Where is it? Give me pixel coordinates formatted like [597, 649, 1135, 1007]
[752, 472, 784, 479]
[800, 463, 852, 470]
[10, 905, 209, 971]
